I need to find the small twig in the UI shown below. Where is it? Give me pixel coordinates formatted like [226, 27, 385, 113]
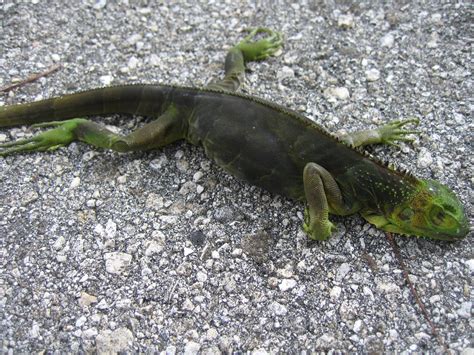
[386, 232, 449, 353]
[0, 63, 62, 93]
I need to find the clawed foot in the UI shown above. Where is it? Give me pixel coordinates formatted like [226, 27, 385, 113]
[236, 27, 283, 61]
[378, 118, 420, 146]
[303, 207, 336, 241]
[0, 118, 84, 156]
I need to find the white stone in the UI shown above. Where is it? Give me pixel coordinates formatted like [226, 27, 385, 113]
[82, 327, 98, 338]
[466, 259, 474, 272]
[105, 219, 117, 239]
[277, 66, 294, 81]
[53, 236, 66, 250]
[96, 328, 133, 353]
[99, 75, 113, 85]
[104, 252, 132, 274]
[457, 301, 471, 318]
[353, 319, 363, 333]
[381, 33, 395, 47]
[75, 316, 87, 327]
[270, 301, 288, 316]
[206, 327, 218, 340]
[184, 341, 201, 355]
[196, 271, 207, 282]
[70, 177, 81, 189]
[417, 148, 433, 169]
[337, 13, 354, 28]
[279, 279, 297, 291]
[79, 292, 97, 307]
[127, 56, 139, 69]
[144, 240, 164, 256]
[324, 87, 350, 102]
[330, 286, 342, 299]
[182, 298, 194, 311]
[183, 247, 194, 257]
[94, 223, 105, 237]
[336, 263, 351, 282]
[365, 68, 380, 82]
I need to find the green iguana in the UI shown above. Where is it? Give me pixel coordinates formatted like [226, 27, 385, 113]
[0, 28, 469, 241]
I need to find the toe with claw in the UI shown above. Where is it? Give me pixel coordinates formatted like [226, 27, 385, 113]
[378, 118, 421, 146]
[0, 118, 85, 156]
[236, 27, 283, 61]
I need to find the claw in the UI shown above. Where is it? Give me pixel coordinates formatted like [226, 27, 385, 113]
[236, 27, 283, 61]
[378, 117, 421, 146]
[0, 118, 85, 157]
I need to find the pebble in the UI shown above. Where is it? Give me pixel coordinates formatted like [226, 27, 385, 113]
[21, 190, 39, 206]
[149, 155, 168, 170]
[381, 33, 395, 47]
[126, 34, 142, 47]
[78, 292, 97, 307]
[69, 177, 81, 189]
[92, 0, 107, 10]
[99, 75, 113, 85]
[417, 148, 433, 168]
[336, 263, 351, 282]
[466, 259, 474, 272]
[270, 301, 288, 316]
[206, 328, 218, 340]
[75, 316, 87, 327]
[353, 319, 363, 333]
[105, 219, 117, 239]
[127, 56, 139, 69]
[104, 252, 132, 274]
[279, 279, 297, 291]
[456, 302, 471, 318]
[30, 322, 40, 338]
[145, 193, 164, 210]
[82, 328, 98, 339]
[366, 68, 380, 81]
[165, 345, 177, 355]
[144, 240, 164, 256]
[337, 13, 354, 28]
[324, 87, 350, 102]
[196, 271, 207, 282]
[183, 247, 194, 257]
[184, 341, 201, 355]
[53, 236, 66, 250]
[96, 328, 133, 354]
[330, 286, 342, 299]
[214, 206, 235, 223]
[277, 66, 295, 81]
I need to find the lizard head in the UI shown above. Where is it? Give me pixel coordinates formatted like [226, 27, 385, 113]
[363, 179, 470, 241]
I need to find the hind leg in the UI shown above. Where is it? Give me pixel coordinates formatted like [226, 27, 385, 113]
[0, 106, 184, 156]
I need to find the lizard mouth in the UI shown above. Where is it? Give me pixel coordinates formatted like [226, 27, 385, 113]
[386, 220, 470, 241]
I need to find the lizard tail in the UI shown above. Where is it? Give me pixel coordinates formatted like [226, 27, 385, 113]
[0, 84, 170, 128]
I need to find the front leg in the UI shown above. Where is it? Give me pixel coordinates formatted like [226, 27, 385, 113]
[302, 163, 358, 240]
[336, 118, 420, 148]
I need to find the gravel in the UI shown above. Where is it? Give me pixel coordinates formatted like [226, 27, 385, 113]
[1, 1, 472, 353]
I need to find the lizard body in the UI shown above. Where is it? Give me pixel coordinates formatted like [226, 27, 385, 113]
[0, 29, 469, 241]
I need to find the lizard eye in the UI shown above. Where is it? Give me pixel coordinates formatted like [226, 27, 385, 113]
[429, 206, 449, 226]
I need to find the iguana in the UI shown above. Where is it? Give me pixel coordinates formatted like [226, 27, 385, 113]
[0, 28, 469, 241]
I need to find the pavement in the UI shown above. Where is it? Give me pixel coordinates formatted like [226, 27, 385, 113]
[0, 1, 472, 353]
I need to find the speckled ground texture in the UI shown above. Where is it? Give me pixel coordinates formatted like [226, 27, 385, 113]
[0, 1, 472, 353]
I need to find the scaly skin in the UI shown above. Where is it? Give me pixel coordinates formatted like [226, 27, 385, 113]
[0, 29, 469, 241]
